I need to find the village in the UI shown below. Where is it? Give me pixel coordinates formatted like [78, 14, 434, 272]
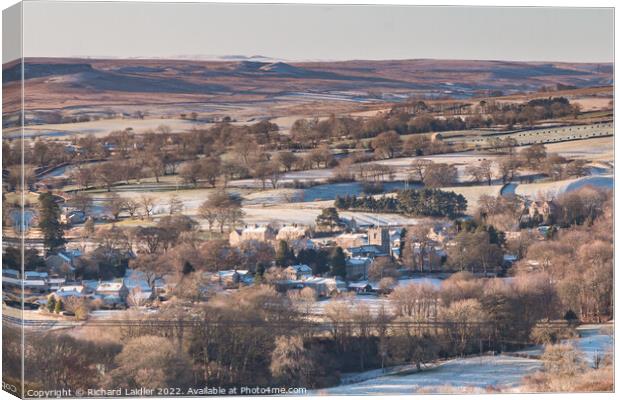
[3, 184, 572, 317]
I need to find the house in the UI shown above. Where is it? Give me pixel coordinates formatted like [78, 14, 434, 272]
[276, 225, 309, 242]
[47, 276, 66, 291]
[346, 257, 373, 280]
[302, 277, 344, 297]
[53, 285, 86, 300]
[1, 269, 68, 294]
[525, 200, 558, 224]
[524, 260, 542, 272]
[23, 272, 50, 294]
[284, 264, 313, 281]
[229, 225, 277, 246]
[229, 229, 243, 246]
[347, 281, 374, 294]
[205, 270, 253, 289]
[82, 280, 100, 294]
[45, 251, 79, 279]
[236, 270, 253, 285]
[61, 210, 87, 225]
[95, 281, 129, 307]
[504, 231, 522, 241]
[2, 269, 23, 292]
[335, 232, 367, 249]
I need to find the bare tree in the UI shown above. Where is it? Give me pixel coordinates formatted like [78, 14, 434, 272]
[110, 335, 194, 389]
[106, 193, 126, 221]
[123, 199, 140, 219]
[167, 194, 183, 215]
[139, 195, 156, 219]
[276, 151, 299, 172]
[372, 131, 402, 159]
[270, 335, 314, 386]
[410, 159, 433, 182]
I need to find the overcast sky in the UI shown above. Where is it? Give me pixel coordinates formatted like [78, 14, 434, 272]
[6, 2, 615, 63]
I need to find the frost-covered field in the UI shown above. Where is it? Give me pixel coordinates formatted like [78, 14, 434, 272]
[514, 175, 613, 199]
[318, 325, 612, 395]
[242, 205, 425, 226]
[318, 356, 542, 395]
[543, 136, 614, 162]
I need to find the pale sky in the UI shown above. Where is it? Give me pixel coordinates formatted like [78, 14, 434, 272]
[4, 2, 615, 63]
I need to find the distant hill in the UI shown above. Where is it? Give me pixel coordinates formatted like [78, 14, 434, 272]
[2, 57, 613, 113]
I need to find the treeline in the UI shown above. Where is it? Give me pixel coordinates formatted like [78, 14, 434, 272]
[335, 188, 467, 219]
[388, 96, 580, 133]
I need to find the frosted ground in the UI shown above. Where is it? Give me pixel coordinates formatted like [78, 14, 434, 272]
[83, 171, 611, 227]
[318, 356, 542, 395]
[317, 325, 612, 395]
[511, 324, 613, 366]
[514, 175, 613, 198]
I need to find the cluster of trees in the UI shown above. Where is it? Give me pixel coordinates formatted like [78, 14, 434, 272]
[409, 159, 459, 187]
[1, 120, 286, 191]
[398, 220, 505, 275]
[334, 195, 399, 213]
[523, 342, 612, 392]
[3, 247, 46, 271]
[2, 138, 73, 168]
[490, 97, 581, 127]
[447, 230, 503, 275]
[391, 271, 577, 353]
[395, 97, 579, 129]
[477, 194, 526, 231]
[198, 191, 244, 233]
[464, 143, 588, 186]
[62, 140, 335, 193]
[288, 113, 461, 156]
[518, 143, 588, 181]
[4, 288, 334, 393]
[362, 97, 580, 140]
[335, 188, 467, 219]
[514, 199, 612, 322]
